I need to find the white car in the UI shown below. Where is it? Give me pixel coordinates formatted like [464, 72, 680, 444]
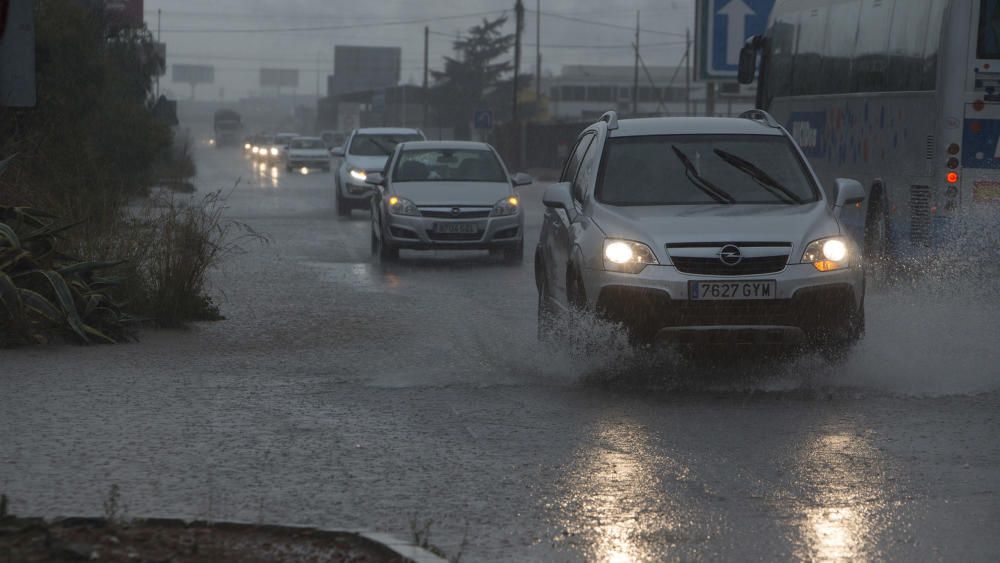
[331, 128, 426, 216]
[535, 110, 867, 354]
[366, 141, 532, 263]
[285, 137, 331, 172]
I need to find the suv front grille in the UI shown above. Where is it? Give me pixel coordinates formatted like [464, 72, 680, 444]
[672, 255, 789, 276]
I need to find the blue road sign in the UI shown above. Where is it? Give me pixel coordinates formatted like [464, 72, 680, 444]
[698, 0, 775, 79]
[474, 109, 494, 130]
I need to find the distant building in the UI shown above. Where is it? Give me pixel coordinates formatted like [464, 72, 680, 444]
[327, 46, 402, 97]
[545, 65, 754, 120]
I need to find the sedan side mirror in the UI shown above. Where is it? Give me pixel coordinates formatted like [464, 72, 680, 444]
[543, 182, 575, 210]
[365, 172, 385, 186]
[511, 172, 534, 187]
[331, 146, 346, 157]
[834, 178, 865, 208]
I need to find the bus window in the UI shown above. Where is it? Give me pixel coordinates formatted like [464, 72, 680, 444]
[820, 0, 862, 95]
[978, 0, 1000, 59]
[791, 7, 828, 96]
[766, 17, 798, 99]
[921, 0, 948, 90]
[888, 0, 932, 91]
[852, 0, 894, 92]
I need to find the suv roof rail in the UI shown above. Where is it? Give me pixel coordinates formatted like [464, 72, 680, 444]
[739, 109, 781, 129]
[600, 110, 619, 131]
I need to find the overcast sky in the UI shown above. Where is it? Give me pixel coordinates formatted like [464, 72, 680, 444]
[146, 0, 695, 100]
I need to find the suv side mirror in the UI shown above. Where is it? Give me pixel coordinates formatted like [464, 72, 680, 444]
[365, 172, 385, 186]
[738, 43, 758, 85]
[543, 182, 574, 211]
[331, 146, 346, 157]
[834, 178, 865, 212]
[511, 172, 533, 187]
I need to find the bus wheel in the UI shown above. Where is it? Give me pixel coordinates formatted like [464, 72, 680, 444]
[864, 190, 892, 290]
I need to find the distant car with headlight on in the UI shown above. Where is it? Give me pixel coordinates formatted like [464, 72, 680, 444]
[366, 141, 532, 263]
[535, 110, 867, 356]
[331, 127, 425, 217]
[285, 137, 330, 172]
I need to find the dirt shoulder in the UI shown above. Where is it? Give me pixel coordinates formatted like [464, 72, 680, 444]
[0, 516, 420, 562]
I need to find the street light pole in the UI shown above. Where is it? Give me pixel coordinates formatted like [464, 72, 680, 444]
[512, 0, 524, 165]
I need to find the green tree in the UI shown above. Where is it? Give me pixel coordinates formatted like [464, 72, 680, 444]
[430, 16, 514, 139]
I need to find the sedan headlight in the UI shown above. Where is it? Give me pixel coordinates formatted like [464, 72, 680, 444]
[490, 196, 520, 217]
[349, 168, 368, 182]
[387, 196, 421, 216]
[252, 146, 259, 154]
[244, 143, 251, 150]
[270, 147, 279, 156]
[801, 237, 851, 272]
[603, 239, 658, 274]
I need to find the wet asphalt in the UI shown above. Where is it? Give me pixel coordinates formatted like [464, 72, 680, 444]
[2, 142, 999, 562]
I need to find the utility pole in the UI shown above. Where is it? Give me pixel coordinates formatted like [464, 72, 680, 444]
[685, 28, 691, 116]
[156, 9, 161, 98]
[423, 26, 429, 129]
[512, 0, 524, 166]
[632, 10, 640, 116]
[535, 0, 541, 102]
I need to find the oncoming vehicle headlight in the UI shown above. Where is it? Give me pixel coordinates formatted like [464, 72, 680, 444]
[269, 147, 279, 156]
[490, 195, 519, 216]
[349, 168, 368, 182]
[603, 239, 658, 274]
[387, 196, 421, 216]
[244, 143, 251, 150]
[252, 146, 259, 154]
[801, 237, 851, 272]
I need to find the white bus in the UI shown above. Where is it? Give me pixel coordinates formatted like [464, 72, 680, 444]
[739, 0, 999, 264]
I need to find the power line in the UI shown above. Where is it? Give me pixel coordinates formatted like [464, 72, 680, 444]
[528, 9, 685, 38]
[158, 9, 507, 34]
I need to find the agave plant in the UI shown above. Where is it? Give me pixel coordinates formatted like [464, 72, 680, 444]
[0, 205, 136, 346]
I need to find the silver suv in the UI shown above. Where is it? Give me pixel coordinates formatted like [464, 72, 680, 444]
[535, 110, 867, 353]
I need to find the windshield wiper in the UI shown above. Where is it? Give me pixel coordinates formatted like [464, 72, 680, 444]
[369, 138, 394, 155]
[713, 149, 805, 204]
[670, 146, 735, 204]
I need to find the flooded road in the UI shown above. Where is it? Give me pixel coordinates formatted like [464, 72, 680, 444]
[2, 142, 999, 561]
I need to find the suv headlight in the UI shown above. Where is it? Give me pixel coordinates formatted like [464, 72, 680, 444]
[801, 237, 851, 272]
[490, 196, 520, 217]
[603, 239, 658, 274]
[349, 168, 367, 182]
[387, 196, 420, 216]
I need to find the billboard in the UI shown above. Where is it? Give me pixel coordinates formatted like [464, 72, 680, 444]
[104, 0, 144, 29]
[260, 68, 299, 88]
[172, 64, 214, 84]
[330, 45, 401, 96]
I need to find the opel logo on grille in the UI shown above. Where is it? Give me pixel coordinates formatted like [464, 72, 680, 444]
[451, 207, 462, 217]
[718, 244, 743, 266]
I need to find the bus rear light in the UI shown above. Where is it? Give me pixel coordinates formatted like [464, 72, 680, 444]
[947, 157, 959, 169]
[973, 99, 986, 112]
[947, 172, 959, 184]
[947, 143, 960, 155]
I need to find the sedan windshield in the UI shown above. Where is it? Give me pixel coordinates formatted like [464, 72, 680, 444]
[349, 134, 424, 156]
[596, 135, 820, 205]
[393, 149, 507, 183]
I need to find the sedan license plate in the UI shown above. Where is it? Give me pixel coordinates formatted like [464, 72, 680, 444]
[434, 222, 479, 234]
[690, 280, 777, 301]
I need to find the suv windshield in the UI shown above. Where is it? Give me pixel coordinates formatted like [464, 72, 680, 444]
[596, 134, 820, 205]
[349, 134, 423, 156]
[291, 139, 324, 149]
[393, 149, 507, 183]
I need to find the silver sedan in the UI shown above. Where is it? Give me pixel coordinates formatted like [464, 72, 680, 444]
[367, 141, 532, 264]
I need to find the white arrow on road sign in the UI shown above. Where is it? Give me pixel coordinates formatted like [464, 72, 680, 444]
[719, 0, 755, 66]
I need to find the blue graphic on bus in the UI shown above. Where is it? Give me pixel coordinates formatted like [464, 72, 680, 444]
[962, 118, 1000, 169]
[787, 112, 826, 158]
